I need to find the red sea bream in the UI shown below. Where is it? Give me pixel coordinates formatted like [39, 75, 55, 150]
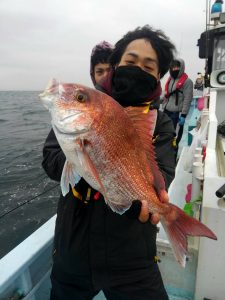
[39, 79, 217, 267]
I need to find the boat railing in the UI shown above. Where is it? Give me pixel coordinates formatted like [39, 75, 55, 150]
[194, 87, 225, 299]
[0, 215, 56, 300]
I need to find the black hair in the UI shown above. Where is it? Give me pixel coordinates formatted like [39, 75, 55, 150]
[91, 48, 113, 70]
[109, 25, 176, 78]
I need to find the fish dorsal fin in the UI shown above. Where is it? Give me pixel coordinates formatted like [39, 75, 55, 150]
[124, 106, 166, 199]
[124, 106, 157, 138]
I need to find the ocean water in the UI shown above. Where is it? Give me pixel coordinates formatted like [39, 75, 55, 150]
[0, 91, 60, 258]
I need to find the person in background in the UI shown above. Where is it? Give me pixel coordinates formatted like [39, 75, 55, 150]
[42, 25, 176, 300]
[163, 58, 193, 145]
[90, 40, 113, 87]
[194, 72, 204, 91]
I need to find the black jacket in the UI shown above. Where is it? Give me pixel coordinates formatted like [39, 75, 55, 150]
[42, 110, 175, 289]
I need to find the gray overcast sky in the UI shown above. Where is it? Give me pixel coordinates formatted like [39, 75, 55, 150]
[0, 0, 207, 90]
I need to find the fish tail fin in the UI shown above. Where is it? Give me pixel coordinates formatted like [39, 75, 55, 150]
[161, 203, 217, 267]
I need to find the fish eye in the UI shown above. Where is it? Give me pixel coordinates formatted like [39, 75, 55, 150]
[74, 92, 87, 103]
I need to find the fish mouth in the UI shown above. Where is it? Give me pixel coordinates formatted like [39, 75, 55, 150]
[60, 112, 82, 123]
[53, 112, 88, 137]
[53, 123, 87, 137]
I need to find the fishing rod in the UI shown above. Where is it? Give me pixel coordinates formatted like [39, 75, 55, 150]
[0, 182, 59, 220]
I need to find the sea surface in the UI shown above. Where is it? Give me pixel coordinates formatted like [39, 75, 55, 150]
[0, 91, 60, 258]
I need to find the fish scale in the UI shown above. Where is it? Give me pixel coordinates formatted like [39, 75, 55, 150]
[87, 107, 156, 208]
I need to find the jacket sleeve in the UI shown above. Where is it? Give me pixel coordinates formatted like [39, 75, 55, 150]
[154, 112, 176, 190]
[181, 78, 193, 115]
[42, 129, 66, 182]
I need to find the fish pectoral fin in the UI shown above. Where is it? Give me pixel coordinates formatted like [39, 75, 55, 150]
[61, 160, 81, 196]
[76, 138, 106, 196]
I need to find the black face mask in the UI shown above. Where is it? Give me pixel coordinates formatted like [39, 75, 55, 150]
[111, 66, 158, 106]
[170, 70, 180, 79]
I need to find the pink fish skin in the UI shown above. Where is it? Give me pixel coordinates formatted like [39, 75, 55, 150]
[39, 79, 217, 267]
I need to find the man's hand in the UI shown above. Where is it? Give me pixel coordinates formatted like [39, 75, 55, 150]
[126, 197, 169, 225]
[138, 197, 168, 225]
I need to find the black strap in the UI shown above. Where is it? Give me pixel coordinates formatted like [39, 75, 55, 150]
[167, 89, 183, 106]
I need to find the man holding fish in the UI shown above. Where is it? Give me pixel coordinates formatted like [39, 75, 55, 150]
[41, 26, 216, 300]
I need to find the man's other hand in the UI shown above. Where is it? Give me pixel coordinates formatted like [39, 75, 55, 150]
[138, 198, 168, 225]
